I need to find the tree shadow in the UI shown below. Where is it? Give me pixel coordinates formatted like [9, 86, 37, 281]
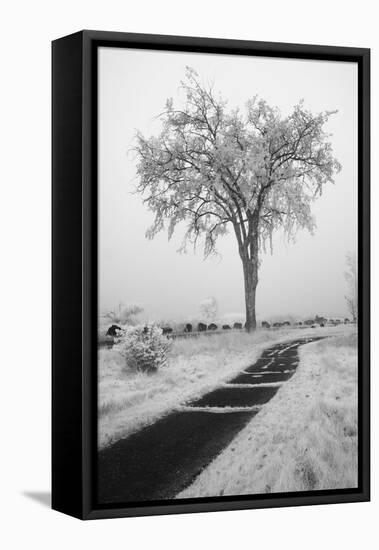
[23, 491, 51, 508]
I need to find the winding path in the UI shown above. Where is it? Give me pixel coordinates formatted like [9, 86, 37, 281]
[98, 336, 324, 504]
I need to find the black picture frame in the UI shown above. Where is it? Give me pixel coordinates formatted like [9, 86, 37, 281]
[52, 30, 370, 520]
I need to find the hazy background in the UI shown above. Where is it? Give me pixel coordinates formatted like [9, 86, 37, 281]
[99, 47, 357, 322]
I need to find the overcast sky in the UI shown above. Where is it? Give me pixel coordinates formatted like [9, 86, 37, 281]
[98, 47, 357, 322]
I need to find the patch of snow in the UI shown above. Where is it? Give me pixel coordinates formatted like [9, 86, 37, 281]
[222, 382, 283, 388]
[178, 405, 262, 413]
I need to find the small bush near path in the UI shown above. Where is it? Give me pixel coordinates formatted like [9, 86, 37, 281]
[118, 325, 171, 373]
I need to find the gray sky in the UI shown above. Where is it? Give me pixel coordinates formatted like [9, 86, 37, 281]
[98, 47, 357, 322]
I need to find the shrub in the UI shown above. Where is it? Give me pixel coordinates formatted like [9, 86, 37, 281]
[118, 325, 172, 373]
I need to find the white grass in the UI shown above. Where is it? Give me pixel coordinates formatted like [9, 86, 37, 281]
[222, 382, 283, 388]
[177, 329, 358, 498]
[179, 405, 262, 413]
[98, 324, 353, 449]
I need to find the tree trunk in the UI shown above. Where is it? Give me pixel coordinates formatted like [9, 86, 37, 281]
[242, 255, 258, 333]
[233, 215, 260, 332]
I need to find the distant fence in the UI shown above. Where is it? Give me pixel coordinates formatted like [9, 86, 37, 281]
[98, 322, 351, 349]
[167, 329, 233, 340]
[98, 339, 115, 349]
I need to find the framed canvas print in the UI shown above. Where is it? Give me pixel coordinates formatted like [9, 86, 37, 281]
[52, 30, 370, 520]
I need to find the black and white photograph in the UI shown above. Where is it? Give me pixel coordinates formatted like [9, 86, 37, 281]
[97, 46, 360, 505]
[1, 0, 376, 543]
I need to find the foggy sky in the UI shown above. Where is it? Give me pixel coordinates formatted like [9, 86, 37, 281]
[98, 47, 357, 322]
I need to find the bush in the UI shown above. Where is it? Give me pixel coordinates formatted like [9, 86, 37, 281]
[118, 325, 172, 373]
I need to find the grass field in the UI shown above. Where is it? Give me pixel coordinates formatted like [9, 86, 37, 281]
[98, 324, 353, 449]
[99, 329, 279, 448]
[178, 331, 358, 497]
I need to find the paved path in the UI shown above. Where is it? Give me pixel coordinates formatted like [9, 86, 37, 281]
[98, 336, 324, 504]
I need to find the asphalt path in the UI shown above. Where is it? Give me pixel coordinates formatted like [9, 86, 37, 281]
[98, 336, 325, 504]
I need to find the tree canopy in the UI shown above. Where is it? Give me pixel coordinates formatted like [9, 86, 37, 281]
[135, 67, 341, 260]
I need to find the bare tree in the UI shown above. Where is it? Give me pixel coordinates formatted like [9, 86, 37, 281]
[104, 303, 144, 326]
[135, 68, 341, 331]
[345, 252, 357, 321]
[200, 296, 218, 322]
